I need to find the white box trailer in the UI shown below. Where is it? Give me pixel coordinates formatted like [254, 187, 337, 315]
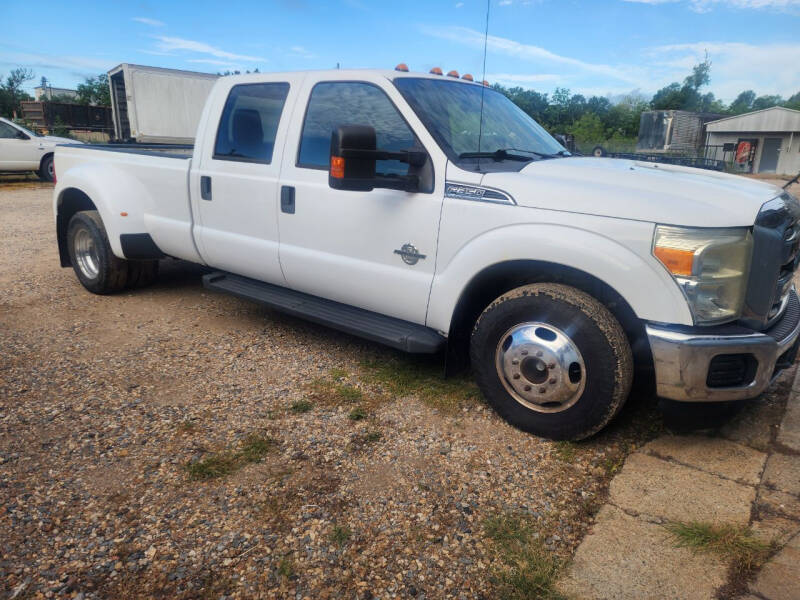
[108, 64, 219, 144]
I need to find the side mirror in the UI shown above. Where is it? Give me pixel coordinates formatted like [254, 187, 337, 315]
[329, 124, 427, 193]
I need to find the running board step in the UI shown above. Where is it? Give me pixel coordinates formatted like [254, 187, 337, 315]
[202, 272, 446, 354]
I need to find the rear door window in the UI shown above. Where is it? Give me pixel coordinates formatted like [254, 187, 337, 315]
[297, 82, 417, 176]
[214, 82, 290, 164]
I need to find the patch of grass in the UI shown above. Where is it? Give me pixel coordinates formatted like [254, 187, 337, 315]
[328, 367, 349, 381]
[348, 406, 367, 421]
[290, 400, 313, 414]
[334, 384, 363, 403]
[554, 441, 577, 463]
[665, 522, 776, 576]
[185, 433, 274, 481]
[176, 420, 197, 433]
[307, 375, 364, 406]
[329, 524, 352, 547]
[360, 356, 479, 412]
[277, 557, 294, 579]
[483, 512, 566, 600]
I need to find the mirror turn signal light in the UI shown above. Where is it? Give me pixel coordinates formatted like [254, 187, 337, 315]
[653, 246, 694, 277]
[330, 156, 346, 179]
[395, 63, 409, 72]
[429, 67, 443, 75]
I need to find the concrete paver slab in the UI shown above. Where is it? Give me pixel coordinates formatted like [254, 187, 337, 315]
[762, 453, 800, 496]
[644, 435, 766, 485]
[760, 488, 800, 521]
[610, 453, 756, 525]
[777, 391, 800, 452]
[558, 505, 727, 600]
[750, 533, 800, 600]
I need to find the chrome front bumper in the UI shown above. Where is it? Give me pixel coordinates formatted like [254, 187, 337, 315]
[647, 290, 800, 402]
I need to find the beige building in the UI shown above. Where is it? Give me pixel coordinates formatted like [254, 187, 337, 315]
[705, 107, 800, 176]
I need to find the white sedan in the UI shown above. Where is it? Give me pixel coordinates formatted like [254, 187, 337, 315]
[0, 117, 79, 181]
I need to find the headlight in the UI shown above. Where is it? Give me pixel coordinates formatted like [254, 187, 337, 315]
[653, 225, 752, 324]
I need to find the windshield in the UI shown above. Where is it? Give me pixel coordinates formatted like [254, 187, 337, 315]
[394, 77, 567, 171]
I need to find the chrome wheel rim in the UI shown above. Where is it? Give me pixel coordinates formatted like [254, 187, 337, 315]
[495, 322, 586, 413]
[74, 227, 100, 279]
[47, 161, 54, 178]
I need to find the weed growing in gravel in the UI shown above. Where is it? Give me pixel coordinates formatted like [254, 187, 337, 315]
[348, 429, 383, 451]
[329, 367, 349, 380]
[329, 524, 352, 547]
[553, 441, 577, 463]
[665, 522, 776, 579]
[360, 356, 479, 412]
[308, 375, 364, 405]
[277, 557, 294, 579]
[484, 512, 566, 600]
[348, 406, 367, 421]
[176, 420, 197, 433]
[290, 400, 313, 414]
[185, 433, 274, 481]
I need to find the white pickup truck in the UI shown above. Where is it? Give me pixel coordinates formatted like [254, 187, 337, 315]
[53, 67, 800, 440]
[0, 116, 76, 181]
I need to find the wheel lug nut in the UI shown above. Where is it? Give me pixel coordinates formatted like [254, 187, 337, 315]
[549, 378, 556, 384]
[539, 387, 546, 393]
[513, 373, 520, 379]
[548, 362, 555, 369]
[521, 350, 528, 356]
[536, 351, 543, 357]
[512, 359, 519, 365]
[524, 385, 532, 391]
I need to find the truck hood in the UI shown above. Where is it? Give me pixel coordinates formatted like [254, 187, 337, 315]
[480, 157, 784, 227]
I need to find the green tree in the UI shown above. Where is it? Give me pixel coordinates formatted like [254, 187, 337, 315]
[729, 90, 756, 114]
[567, 113, 606, 144]
[752, 94, 784, 111]
[650, 55, 718, 112]
[786, 92, 800, 111]
[0, 67, 35, 118]
[76, 74, 110, 106]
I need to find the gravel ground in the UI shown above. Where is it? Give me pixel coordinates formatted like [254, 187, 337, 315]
[0, 180, 792, 599]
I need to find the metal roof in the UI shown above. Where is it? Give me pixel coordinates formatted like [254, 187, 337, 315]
[706, 106, 800, 133]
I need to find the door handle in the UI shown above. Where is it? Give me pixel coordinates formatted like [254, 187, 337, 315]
[200, 176, 212, 201]
[281, 186, 295, 214]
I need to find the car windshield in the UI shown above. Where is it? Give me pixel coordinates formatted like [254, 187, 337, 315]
[393, 77, 567, 171]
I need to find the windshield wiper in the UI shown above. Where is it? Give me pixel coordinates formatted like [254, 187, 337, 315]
[506, 148, 571, 159]
[458, 149, 534, 162]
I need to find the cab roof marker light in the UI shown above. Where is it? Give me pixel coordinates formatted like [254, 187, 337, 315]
[447, 70, 459, 78]
[482, 80, 490, 86]
[395, 63, 409, 72]
[461, 73, 474, 81]
[429, 67, 443, 75]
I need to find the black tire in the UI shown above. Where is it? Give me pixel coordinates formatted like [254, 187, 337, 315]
[126, 259, 159, 289]
[592, 145, 607, 158]
[470, 283, 633, 441]
[39, 154, 54, 182]
[66, 210, 129, 294]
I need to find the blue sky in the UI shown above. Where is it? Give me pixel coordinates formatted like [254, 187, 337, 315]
[3, 0, 799, 103]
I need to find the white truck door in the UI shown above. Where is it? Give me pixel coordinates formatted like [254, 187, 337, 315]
[277, 77, 445, 325]
[190, 76, 301, 284]
[0, 121, 42, 170]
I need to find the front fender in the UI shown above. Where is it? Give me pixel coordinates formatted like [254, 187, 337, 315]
[55, 163, 154, 259]
[426, 221, 693, 333]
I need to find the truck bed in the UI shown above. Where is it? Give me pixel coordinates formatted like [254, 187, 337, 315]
[60, 143, 193, 159]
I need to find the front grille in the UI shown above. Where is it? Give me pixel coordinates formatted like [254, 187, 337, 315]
[742, 192, 800, 330]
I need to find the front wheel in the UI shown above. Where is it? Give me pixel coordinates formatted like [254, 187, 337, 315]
[470, 283, 633, 440]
